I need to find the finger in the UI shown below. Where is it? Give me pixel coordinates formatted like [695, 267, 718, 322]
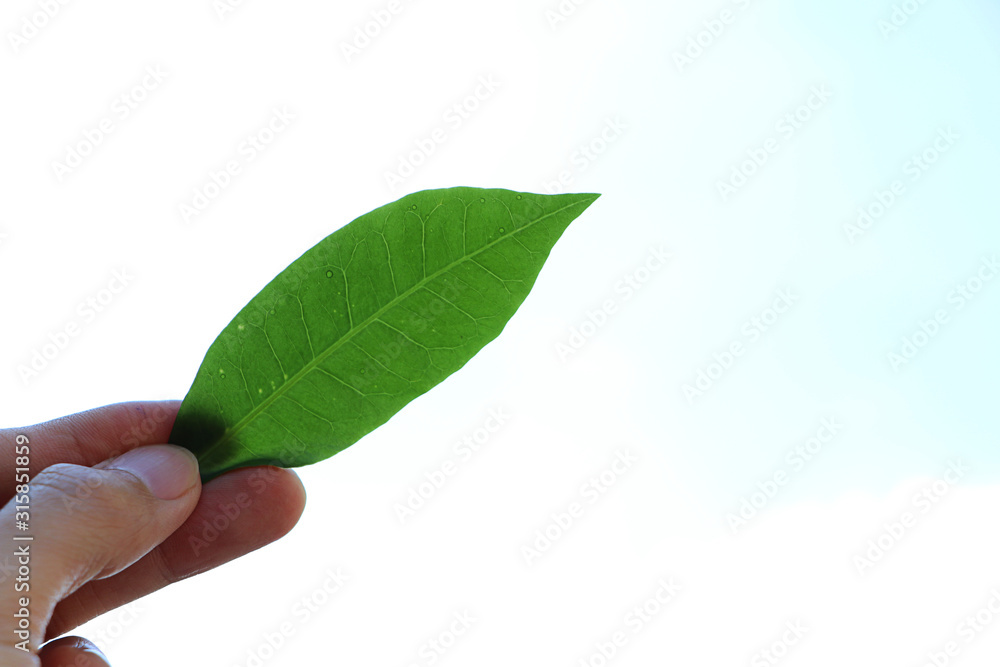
[0, 445, 200, 654]
[0, 645, 40, 667]
[45, 465, 305, 640]
[40, 637, 110, 667]
[1, 402, 180, 502]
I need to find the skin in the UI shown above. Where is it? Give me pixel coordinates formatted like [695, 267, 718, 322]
[0, 401, 307, 666]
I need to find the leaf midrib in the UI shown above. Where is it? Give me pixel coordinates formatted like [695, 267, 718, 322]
[204, 197, 589, 459]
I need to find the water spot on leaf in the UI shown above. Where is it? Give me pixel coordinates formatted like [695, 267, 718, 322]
[499, 227, 505, 233]
[326, 270, 334, 278]
[515, 194, 522, 200]
[479, 198, 486, 203]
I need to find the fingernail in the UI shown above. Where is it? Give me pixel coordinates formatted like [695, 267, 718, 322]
[109, 445, 200, 500]
[79, 646, 112, 667]
[41, 636, 111, 667]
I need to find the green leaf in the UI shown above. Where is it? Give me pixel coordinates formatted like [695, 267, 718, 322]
[169, 186, 600, 481]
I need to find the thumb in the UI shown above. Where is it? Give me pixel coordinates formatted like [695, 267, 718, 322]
[0, 445, 200, 660]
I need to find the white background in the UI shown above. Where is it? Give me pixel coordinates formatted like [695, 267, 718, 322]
[3, 0, 1000, 665]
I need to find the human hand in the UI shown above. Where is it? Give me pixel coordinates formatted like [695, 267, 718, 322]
[0, 401, 307, 666]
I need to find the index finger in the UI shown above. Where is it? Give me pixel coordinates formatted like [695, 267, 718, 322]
[0, 401, 181, 502]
